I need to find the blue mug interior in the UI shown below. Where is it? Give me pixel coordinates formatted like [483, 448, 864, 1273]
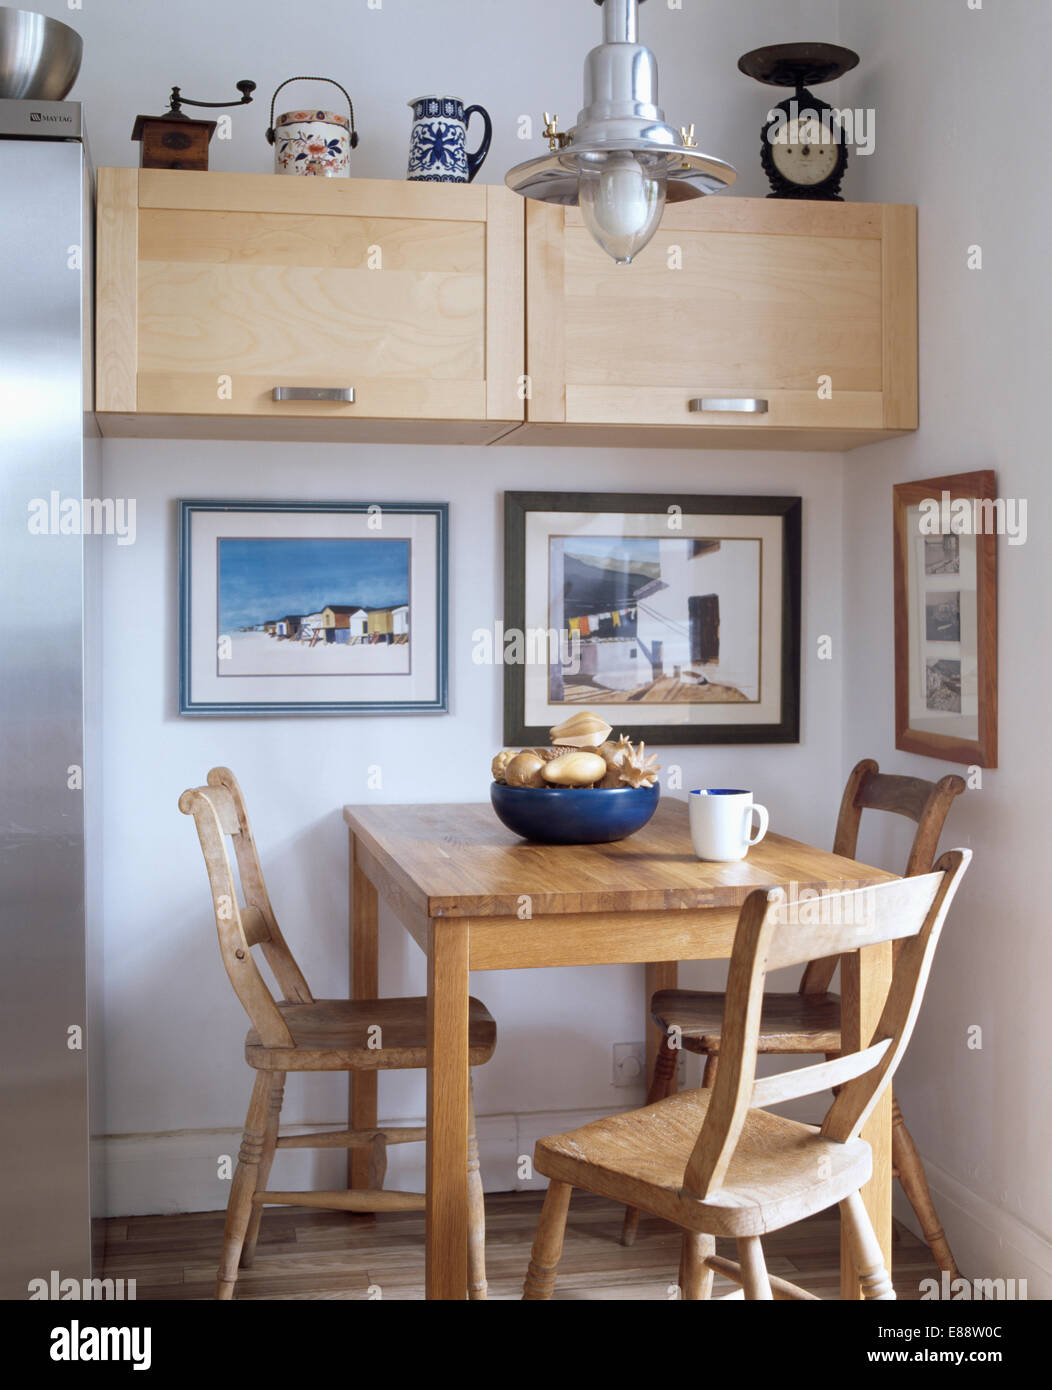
[690, 788, 750, 796]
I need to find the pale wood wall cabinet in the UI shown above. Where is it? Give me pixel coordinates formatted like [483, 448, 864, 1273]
[517, 197, 917, 452]
[95, 173, 916, 451]
[95, 169, 524, 444]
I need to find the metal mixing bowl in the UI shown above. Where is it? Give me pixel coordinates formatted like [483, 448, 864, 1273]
[0, 7, 83, 100]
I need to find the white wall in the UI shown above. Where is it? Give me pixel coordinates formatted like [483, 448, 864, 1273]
[48, 0, 850, 1214]
[60, 0, 1052, 1281]
[53, 0, 1050, 1291]
[56, 0, 1050, 1290]
[100, 440, 844, 1207]
[46, 0, 839, 197]
[837, 0, 1052, 1291]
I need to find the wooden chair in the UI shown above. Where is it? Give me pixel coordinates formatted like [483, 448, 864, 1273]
[524, 850, 971, 1301]
[179, 767, 497, 1300]
[622, 759, 966, 1277]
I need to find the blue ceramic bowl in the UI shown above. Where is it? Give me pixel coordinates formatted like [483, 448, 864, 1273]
[490, 781, 660, 845]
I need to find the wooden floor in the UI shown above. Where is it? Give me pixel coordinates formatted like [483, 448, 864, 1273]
[102, 1192, 938, 1301]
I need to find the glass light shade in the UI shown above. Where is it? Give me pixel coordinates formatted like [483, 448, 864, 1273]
[577, 151, 667, 264]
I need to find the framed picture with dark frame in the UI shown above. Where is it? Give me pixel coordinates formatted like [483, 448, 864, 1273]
[893, 471, 998, 767]
[179, 500, 448, 716]
[503, 491, 801, 746]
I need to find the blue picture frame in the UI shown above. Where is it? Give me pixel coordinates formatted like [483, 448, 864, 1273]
[179, 500, 449, 716]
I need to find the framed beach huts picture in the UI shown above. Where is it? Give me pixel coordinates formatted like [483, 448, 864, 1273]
[503, 491, 801, 746]
[179, 501, 448, 715]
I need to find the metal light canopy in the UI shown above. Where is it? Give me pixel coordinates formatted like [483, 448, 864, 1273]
[506, 0, 735, 261]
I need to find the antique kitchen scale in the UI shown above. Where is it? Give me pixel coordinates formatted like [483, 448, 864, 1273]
[131, 79, 256, 170]
[738, 42, 860, 201]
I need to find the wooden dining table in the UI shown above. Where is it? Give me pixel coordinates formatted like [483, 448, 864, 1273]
[342, 798, 898, 1301]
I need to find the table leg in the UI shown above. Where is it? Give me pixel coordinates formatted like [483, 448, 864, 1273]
[348, 833, 378, 1190]
[426, 917, 470, 1300]
[645, 962, 678, 1093]
[839, 941, 893, 1299]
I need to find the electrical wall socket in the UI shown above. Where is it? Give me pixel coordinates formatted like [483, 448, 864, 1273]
[612, 1042, 686, 1088]
[612, 1042, 645, 1087]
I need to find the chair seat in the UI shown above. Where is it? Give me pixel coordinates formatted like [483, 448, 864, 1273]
[651, 988, 842, 1055]
[535, 1087, 871, 1238]
[245, 995, 497, 1071]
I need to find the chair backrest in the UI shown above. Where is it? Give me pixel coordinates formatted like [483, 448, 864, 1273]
[799, 759, 966, 995]
[179, 767, 312, 1048]
[682, 848, 970, 1199]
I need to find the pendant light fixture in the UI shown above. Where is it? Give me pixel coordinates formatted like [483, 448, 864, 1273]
[506, 0, 736, 263]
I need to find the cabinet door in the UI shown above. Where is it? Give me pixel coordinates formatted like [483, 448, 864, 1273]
[525, 197, 916, 448]
[96, 171, 523, 442]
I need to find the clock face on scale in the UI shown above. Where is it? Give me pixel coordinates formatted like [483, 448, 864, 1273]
[764, 105, 848, 198]
[769, 114, 842, 187]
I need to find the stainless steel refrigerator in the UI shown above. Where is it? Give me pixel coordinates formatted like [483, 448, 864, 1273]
[0, 99, 102, 1297]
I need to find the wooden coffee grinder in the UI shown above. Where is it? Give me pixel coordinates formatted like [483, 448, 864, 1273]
[131, 80, 256, 170]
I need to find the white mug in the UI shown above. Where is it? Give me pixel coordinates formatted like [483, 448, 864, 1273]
[689, 788, 769, 863]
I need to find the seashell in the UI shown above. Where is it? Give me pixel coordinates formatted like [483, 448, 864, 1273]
[491, 749, 516, 783]
[504, 752, 547, 788]
[523, 747, 561, 762]
[548, 710, 613, 750]
[618, 741, 661, 789]
[597, 733, 634, 768]
[597, 734, 635, 787]
[541, 750, 607, 787]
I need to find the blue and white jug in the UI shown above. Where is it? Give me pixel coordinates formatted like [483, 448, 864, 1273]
[407, 95, 492, 183]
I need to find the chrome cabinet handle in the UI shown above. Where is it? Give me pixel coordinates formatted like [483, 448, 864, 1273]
[688, 397, 768, 414]
[272, 386, 356, 403]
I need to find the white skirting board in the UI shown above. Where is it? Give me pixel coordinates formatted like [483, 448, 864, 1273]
[97, 1108, 630, 1219]
[892, 1156, 1051, 1298]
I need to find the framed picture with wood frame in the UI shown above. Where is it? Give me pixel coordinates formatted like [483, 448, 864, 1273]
[502, 491, 801, 746]
[893, 471, 998, 767]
